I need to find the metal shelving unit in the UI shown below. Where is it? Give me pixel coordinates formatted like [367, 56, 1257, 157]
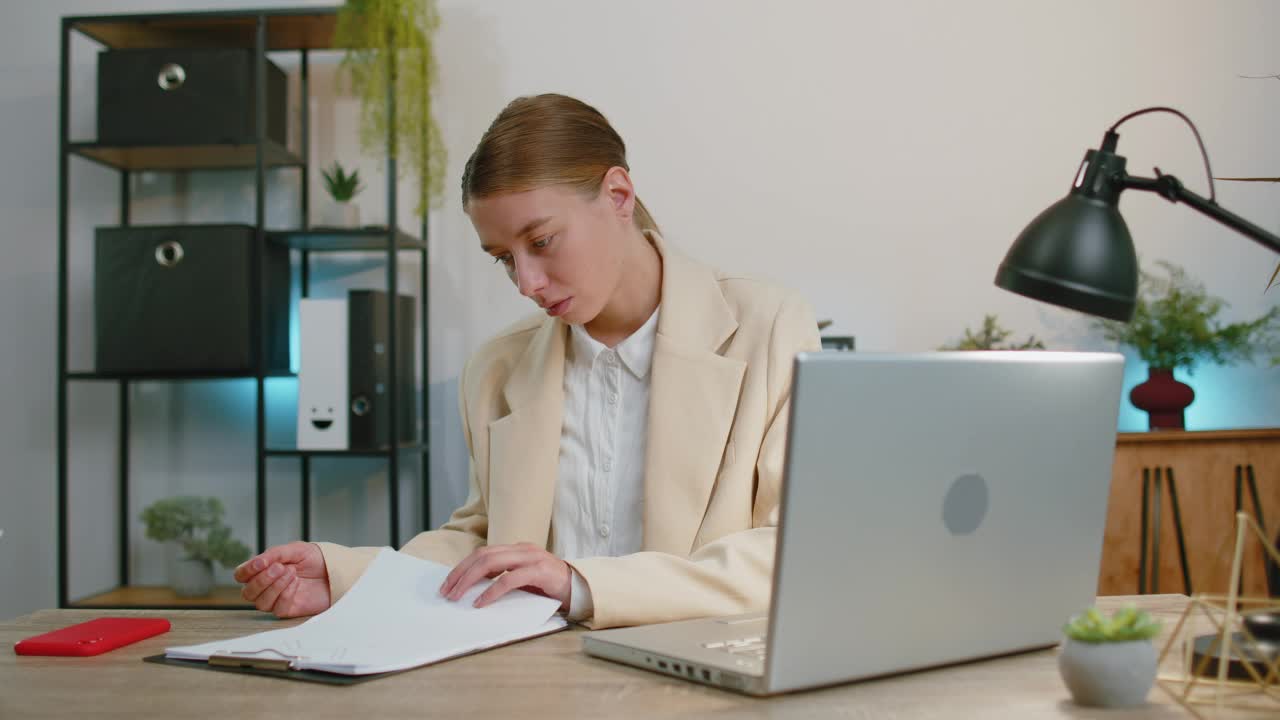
[57, 7, 430, 609]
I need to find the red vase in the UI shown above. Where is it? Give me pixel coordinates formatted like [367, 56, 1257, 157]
[1129, 368, 1194, 430]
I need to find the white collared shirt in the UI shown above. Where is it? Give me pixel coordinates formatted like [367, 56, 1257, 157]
[553, 307, 660, 620]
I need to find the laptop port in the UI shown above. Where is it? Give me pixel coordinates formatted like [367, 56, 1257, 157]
[672, 663, 682, 673]
[701, 669, 711, 681]
[658, 661, 667, 670]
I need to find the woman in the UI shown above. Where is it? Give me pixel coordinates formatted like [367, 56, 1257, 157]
[234, 94, 819, 630]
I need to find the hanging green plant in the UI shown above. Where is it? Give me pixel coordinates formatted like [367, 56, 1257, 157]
[334, 0, 446, 215]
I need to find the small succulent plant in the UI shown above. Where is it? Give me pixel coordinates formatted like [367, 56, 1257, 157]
[1064, 606, 1162, 644]
[322, 161, 364, 203]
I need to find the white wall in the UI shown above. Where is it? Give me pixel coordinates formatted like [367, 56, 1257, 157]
[429, 0, 1280, 426]
[4, 0, 1279, 618]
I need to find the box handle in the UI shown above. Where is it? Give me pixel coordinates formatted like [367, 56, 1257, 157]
[154, 241, 184, 268]
[157, 63, 186, 91]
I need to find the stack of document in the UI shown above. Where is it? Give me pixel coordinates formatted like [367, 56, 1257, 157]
[165, 550, 568, 675]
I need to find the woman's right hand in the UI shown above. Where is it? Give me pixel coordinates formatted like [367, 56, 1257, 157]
[234, 541, 332, 618]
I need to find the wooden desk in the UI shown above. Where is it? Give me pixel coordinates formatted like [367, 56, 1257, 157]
[1101, 429, 1280, 597]
[0, 595, 1257, 719]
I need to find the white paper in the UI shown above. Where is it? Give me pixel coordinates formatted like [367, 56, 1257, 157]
[165, 550, 568, 674]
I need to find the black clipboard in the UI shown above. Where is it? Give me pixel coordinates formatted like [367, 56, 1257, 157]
[143, 653, 401, 685]
[141, 620, 570, 685]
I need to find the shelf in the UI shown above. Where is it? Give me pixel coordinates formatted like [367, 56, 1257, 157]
[69, 140, 303, 171]
[69, 8, 339, 51]
[55, 5, 430, 609]
[265, 443, 427, 458]
[68, 370, 295, 381]
[1117, 427, 1280, 444]
[70, 585, 251, 609]
[270, 227, 425, 252]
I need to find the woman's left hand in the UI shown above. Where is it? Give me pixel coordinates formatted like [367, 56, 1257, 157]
[439, 542, 572, 610]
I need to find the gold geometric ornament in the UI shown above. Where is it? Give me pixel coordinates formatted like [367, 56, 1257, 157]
[1155, 513, 1280, 718]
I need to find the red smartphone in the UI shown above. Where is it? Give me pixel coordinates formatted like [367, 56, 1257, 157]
[14, 617, 171, 657]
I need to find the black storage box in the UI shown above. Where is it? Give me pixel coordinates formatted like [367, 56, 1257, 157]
[94, 224, 291, 375]
[97, 48, 287, 146]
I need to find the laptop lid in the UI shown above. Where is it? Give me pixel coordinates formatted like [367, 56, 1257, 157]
[764, 352, 1124, 693]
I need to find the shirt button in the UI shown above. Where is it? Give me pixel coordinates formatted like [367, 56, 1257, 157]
[599, 524, 611, 538]
[608, 393, 618, 405]
[603, 459, 613, 472]
[606, 353, 616, 364]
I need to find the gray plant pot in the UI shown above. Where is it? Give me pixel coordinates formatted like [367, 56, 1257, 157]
[170, 556, 215, 598]
[1058, 637, 1157, 708]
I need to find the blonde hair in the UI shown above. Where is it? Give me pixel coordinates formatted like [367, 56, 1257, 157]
[461, 94, 660, 234]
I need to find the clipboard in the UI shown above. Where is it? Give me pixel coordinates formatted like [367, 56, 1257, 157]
[142, 621, 570, 685]
[142, 653, 397, 685]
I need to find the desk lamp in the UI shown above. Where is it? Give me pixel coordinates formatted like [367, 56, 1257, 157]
[995, 107, 1280, 322]
[994, 106, 1280, 675]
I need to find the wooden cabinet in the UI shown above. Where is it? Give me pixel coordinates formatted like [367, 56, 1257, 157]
[1098, 429, 1280, 597]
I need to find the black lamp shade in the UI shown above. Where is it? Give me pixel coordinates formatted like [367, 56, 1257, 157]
[995, 191, 1139, 322]
[999, 122, 1280, 322]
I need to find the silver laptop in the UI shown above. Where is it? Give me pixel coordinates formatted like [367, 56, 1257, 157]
[582, 351, 1124, 695]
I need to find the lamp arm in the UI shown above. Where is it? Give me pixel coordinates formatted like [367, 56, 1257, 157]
[1122, 172, 1280, 254]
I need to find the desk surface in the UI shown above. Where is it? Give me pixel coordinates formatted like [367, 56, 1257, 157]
[0, 594, 1249, 719]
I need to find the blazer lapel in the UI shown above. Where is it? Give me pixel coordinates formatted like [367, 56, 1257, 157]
[486, 318, 567, 549]
[642, 235, 747, 555]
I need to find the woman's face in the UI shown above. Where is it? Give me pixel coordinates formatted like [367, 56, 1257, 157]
[467, 173, 634, 325]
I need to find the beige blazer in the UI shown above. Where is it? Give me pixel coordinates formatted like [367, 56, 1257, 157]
[316, 233, 820, 629]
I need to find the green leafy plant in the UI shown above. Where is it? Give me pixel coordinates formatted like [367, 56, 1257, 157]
[1093, 260, 1280, 372]
[322, 161, 364, 202]
[1064, 606, 1162, 644]
[140, 496, 250, 569]
[334, 0, 446, 214]
[940, 314, 1046, 351]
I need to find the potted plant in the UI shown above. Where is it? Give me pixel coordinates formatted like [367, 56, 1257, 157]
[939, 314, 1046, 350]
[319, 160, 364, 227]
[334, 0, 446, 215]
[140, 496, 250, 597]
[1058, 606, 1162, 708]
[1093, 260, 1280, 430]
